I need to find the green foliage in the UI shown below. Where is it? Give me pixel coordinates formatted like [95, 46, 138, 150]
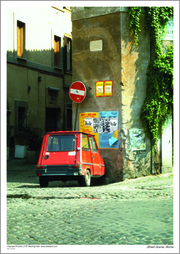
[129, 7, 173, 148]
[129, 7, 142, 45]
[18, 124, 44, 151]
[144, 7, 173, 57]
[141, 45, 173, 146]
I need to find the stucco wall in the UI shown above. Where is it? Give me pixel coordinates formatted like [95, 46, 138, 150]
[7, 6, 72, 156]
[72, 7, 151, 181]
[120, 11, 151, 179]
[7, 64, 65, 135]
[72, 12, 123, 182]
[7, 7, 72, 66]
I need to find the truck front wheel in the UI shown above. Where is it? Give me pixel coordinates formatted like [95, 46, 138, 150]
[83, 170, 91, 187]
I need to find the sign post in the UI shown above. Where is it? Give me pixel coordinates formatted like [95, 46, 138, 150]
[69, 81, 86, 130]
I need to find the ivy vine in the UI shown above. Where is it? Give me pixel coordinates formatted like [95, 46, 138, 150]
[129, 7, 142, 45]
[129, 7, 173, 148]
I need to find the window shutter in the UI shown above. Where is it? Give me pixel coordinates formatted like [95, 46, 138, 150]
[17, 21, 24, 58]
[17, 26, 21, 57]
[20, 26, 23, 56]
[54, 36, 60, 67]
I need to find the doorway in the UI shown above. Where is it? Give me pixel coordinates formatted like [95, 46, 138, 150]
[45, 108, 61, 132]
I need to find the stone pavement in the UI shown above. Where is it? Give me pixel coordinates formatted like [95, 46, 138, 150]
[5, 159, 177, 252]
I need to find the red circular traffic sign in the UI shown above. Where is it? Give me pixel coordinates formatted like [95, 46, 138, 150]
[69, 81, 86, 103]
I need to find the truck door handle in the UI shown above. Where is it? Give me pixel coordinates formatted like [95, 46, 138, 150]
[44, 155, 49, 159]
[92, 156, 94, 160]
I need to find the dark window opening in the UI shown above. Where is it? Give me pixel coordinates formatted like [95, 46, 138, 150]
[45, 108, 61, 132]
[18, 106, 26, 131]
[63, 36, 72, 72]
[15, 101, 28, 134]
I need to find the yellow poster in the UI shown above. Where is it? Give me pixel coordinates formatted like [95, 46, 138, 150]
[96, 81, 104, 97]
[96, 80, 113, 97]
[104, 80, 113, 96]
[79, 112, 99, 146]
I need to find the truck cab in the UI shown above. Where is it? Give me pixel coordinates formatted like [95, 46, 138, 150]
[36, 131, 105, 187]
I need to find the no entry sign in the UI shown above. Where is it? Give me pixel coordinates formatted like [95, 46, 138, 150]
[69, 81, 86, 103]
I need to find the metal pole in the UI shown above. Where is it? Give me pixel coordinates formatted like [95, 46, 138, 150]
[74, 103, 79, 131]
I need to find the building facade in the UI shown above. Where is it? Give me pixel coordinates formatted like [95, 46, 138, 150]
[7, 6, 72, 158]
[71, 7, 173, 182]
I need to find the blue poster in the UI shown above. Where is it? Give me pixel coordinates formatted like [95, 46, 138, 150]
[98, 111, 119, 149]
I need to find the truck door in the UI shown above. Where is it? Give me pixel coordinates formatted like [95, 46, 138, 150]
[89, 136, 102, 175]
[42, 134, 76, 165]
[81, 134, 93, 174]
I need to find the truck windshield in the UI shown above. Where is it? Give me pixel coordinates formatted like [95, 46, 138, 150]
[47, 135, 76, 152]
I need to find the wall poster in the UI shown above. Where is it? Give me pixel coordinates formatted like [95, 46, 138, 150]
[79, 111, 119, 149]
[96, 80, 113, 97]
[130, 128, 146, 151]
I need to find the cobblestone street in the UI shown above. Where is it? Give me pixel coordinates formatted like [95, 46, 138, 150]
[4, 159, 177, 252]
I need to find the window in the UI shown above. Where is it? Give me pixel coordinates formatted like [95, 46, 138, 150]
[47, 135, 75, 151]
[17, 21, 25, 58]
[89, 136, 98, 153]
[161, 16, 173, 41]
[15, 101, 28, 133]
[63, 36, 72, 72]
[54, 35, 61, 68]
[82, 134, 90, 151]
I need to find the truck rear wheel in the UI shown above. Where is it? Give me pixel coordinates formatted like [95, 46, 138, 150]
[39, 177, 48, 187]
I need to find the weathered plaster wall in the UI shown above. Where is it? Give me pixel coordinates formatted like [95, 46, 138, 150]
[120, 12, 151, 179]
[72, 7, 152, 181]
[72, 11, 123, 182]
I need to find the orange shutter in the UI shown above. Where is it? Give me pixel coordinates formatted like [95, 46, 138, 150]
[54, 37, 60, 67]
[20, 27, 23, 56]
[17, 26, 21, 57]
[17, 25, 23, 57]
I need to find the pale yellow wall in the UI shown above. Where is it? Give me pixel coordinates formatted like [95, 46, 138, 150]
[7, 6, 72, 155]
[7, 65, 27, 136]
[7, 64, 66, 134]
[7, 6, 72, 65]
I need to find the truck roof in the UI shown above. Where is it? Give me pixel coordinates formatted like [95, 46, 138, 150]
[44, 131, 94, 136]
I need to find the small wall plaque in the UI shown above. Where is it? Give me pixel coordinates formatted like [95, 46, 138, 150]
[90, 40, 103, 52]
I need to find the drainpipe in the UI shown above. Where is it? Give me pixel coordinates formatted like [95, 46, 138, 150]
[151, 141, 154, 174]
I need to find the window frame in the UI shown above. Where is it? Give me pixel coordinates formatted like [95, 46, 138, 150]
[47, 134, 76, 152]
[89, 136, 98, 153]
[82, 134, 90, 151]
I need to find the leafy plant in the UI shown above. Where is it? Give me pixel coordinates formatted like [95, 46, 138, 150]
[129, 7, 142, 45]
[17, 124, 44, 151]
[129, 7, 173, 148]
